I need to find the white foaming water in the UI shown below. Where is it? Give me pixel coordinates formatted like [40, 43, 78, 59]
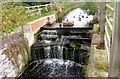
[64, 8, 93, 27]
[44, 46, 51, 59]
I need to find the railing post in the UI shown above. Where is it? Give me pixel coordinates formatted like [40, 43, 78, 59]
[45, 5, 48, 12]
[109, 1, 119, 78]
[98, 2, 106, 49]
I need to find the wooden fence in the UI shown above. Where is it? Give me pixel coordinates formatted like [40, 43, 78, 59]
[104, 3, 114, 61]
[25, 4, 51, 16]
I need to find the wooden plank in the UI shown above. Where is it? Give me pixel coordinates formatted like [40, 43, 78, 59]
[105, 25, 111, 46]
[106, 4, 114, 11]
[106, 16, 113, 31]
[26, 4, 50, 9]
[40, 4, 50, 7]
[104, 34, 110, 62]
[26, 5, 40, 8]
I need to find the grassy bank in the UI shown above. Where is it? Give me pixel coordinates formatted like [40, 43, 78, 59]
[80, 2, 98, 15]
[56, 2, 82, 22]
[2, 2, 82, 34]
[2, 2, 56, 34]
[62, 2, 83, 15]
[2, 2, 98, 35]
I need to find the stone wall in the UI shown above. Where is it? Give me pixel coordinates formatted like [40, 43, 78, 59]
[0, 27, 31, 78]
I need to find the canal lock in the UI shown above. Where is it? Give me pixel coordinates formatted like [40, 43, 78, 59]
[18, 8, 94, 78]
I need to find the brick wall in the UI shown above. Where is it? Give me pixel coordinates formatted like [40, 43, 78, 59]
[30, 14, 56, 34]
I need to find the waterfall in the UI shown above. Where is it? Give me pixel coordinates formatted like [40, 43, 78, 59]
[53, 38, 63, 59]
[39, 29, 72, 60]
[18, 8, 93, 78]
[44, 46, 51, 59]
[72, 48, 75, 61]
[57, 46, 63, 59]
[44, 40, 51, 59]
[41, 30, 65, 59]
[54, 36, 69, 59]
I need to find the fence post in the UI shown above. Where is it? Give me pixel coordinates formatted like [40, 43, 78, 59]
[98, 2, 106, 49]
[109, 1, 120, 78]
[45, 5, 48, 12]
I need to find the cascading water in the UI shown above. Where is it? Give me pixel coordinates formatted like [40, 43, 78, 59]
[18, 8, 93, 78]
[44, 46, 51, 59]
[18, 28, 91, 78]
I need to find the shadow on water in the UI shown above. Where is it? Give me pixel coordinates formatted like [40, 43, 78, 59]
[18, 8, 93, 78]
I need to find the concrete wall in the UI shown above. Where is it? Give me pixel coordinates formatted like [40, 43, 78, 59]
[0, 14, 56, 78]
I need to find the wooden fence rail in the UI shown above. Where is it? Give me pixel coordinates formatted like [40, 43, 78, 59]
[25, 4, 51, 16]
[104, 3, 114, 62]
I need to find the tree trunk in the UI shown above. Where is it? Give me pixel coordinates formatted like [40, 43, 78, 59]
[97, 2, 106, 49]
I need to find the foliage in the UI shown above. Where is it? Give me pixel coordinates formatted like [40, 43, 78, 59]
[2, 2, 28, 33]
[2, 2, 90, 34]
[81, 2, 98, 15]
[107, 2, 114, 7]
[70, 42, 81, 50]
[2, 2, 55, 34]
[62, 2, 80, 10]
[50, 2, 64, 22]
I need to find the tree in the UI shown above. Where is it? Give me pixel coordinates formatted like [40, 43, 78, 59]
[97, 2, 106, 49]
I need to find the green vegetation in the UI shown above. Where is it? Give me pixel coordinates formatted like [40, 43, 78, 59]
[62, 2, 82, 17]
[107, 2, 114, 8]
[2, 2, 27, 33]
[62, 2, 81, 10]
[2, 2, 98, 34]
[2, 2, 81, 34]
[2, 2, 55, 33]
[70, 42, 81, 50]
[81, 2, 98, 15]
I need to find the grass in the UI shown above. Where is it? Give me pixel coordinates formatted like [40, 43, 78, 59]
[26, 11, 55, 23]
[2, 2, 56, 34]
[55, 2, 82, 22]
[2, 2, 82, 34]
[80, 2, 98, 15]
[95, 60, 108, 72]
[2, 2, 98, 34]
